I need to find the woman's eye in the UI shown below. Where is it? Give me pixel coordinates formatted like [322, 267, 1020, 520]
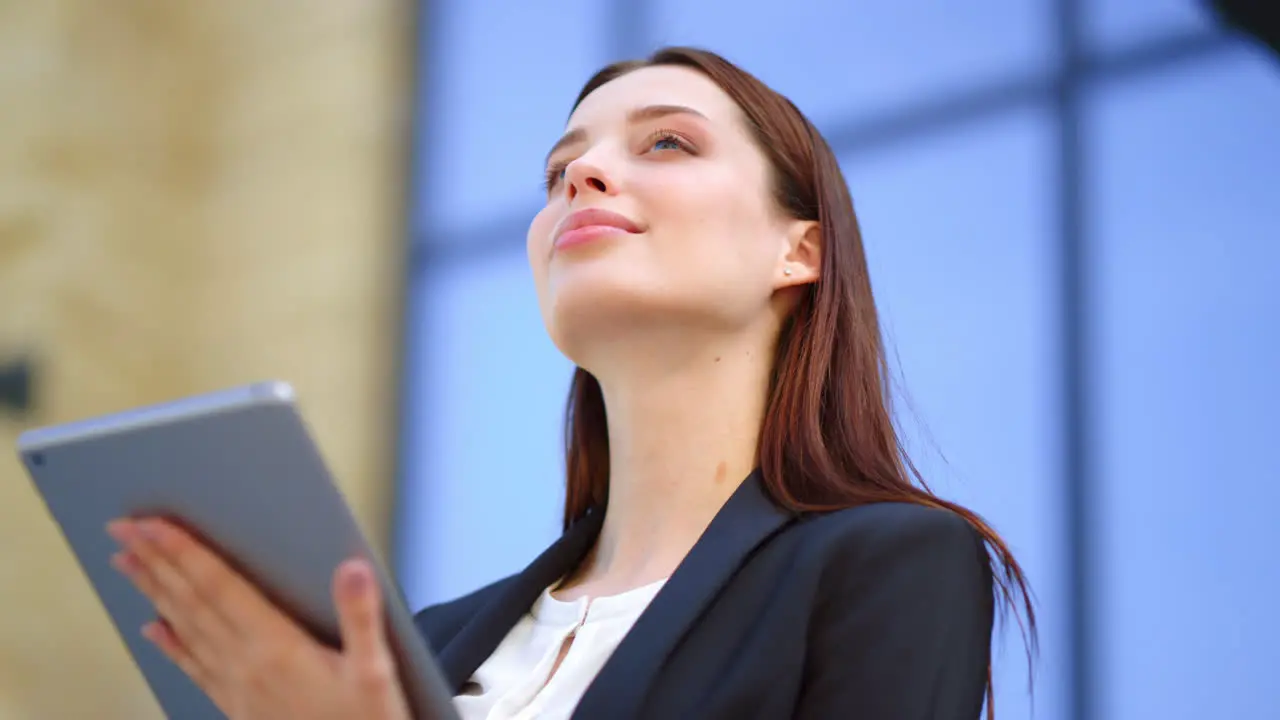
[543, 163, 567, 192]
[543, 131, 692, 192]
[653, 135, 683, 151]
[648, 132, 689, 153]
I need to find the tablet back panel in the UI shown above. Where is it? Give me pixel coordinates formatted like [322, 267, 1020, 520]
[17, 382, 457, 720]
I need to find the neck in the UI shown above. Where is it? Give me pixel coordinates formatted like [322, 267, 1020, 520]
[575, 331, 774, 592]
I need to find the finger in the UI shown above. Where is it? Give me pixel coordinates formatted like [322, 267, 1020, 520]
[110, 547, 214, 656]
[135, 518, 280, 635]
[144, 619, 210, 686]
[143, 620, 230, 711]
[335, 560, 407, 714]
[111, 547, 216, 664]
[111, 520, 233, 661]
[335, 559, 390, 665]
[110, 547, 164, 606]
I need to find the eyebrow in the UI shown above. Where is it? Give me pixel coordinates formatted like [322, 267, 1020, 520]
[543, 104, 710, 166]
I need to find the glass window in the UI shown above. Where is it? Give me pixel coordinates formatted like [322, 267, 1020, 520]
[397, 247, 574, 609]
[650, 0, 1056, 129]
[840, 106, 1066, 720]
[415, 0, 610, 241]
[1082, 0, 1218, 56]
[1085, 45, 1280, 719]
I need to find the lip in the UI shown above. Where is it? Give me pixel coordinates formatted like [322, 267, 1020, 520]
[552, 208, 643, 251]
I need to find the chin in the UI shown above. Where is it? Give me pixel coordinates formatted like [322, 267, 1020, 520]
[542, 279, 656, 366]
[544, 290, 751, 374]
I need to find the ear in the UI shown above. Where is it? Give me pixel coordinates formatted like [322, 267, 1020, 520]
[775, 219, 821, 288]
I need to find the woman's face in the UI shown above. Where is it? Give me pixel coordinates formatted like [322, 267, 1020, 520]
[527, 65, 815, 368]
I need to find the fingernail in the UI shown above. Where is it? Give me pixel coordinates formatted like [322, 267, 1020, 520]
[110, 551, 139, 574]
[138, 520, 161, 540]
[343, 563, 371, 594]
[106, 520, 133, 542]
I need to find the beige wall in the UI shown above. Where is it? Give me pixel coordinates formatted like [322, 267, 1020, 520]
[0, 1, 414, 717]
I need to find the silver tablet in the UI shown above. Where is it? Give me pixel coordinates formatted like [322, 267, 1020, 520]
[16, 381, 459, 720]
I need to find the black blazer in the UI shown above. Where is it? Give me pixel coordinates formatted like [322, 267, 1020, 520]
[413, 470, 995, 719]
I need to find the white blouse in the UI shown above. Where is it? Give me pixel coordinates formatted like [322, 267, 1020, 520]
[452, 577, 668, 720]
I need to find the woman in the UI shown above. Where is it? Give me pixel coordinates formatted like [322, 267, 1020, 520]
[105, 47, 1035, 719]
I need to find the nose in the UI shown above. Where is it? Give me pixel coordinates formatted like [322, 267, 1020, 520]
[562, 156, 617, 203]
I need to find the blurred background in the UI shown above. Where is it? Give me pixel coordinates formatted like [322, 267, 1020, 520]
[1, 0, 1276, 718]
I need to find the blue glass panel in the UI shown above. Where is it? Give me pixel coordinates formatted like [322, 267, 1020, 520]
[650, 0, 1055, 129]
[1083, 0, 1217, 55]
[1085, 44, 1280, 719]
[416, 0, 610, 241]
[398, 247, 574, 609]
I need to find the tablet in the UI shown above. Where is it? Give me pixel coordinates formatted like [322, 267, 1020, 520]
[16, 381, 460, 720]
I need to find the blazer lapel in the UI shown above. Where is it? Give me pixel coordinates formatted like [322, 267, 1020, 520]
[437, 506, 604, 691]
[572, 469, 797, 720]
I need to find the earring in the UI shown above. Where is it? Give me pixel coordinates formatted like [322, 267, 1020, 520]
[783, 267, 793, 276]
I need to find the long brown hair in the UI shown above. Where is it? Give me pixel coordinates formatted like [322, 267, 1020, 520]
[559, 47, 1036, 716]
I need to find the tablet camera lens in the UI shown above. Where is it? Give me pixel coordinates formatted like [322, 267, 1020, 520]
[28, 452, 44, 467]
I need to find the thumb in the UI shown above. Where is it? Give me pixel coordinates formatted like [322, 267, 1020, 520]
[334, 558, 390, 666]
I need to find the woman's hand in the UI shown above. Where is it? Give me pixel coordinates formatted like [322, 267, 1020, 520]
[106, 517, 411, 720]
